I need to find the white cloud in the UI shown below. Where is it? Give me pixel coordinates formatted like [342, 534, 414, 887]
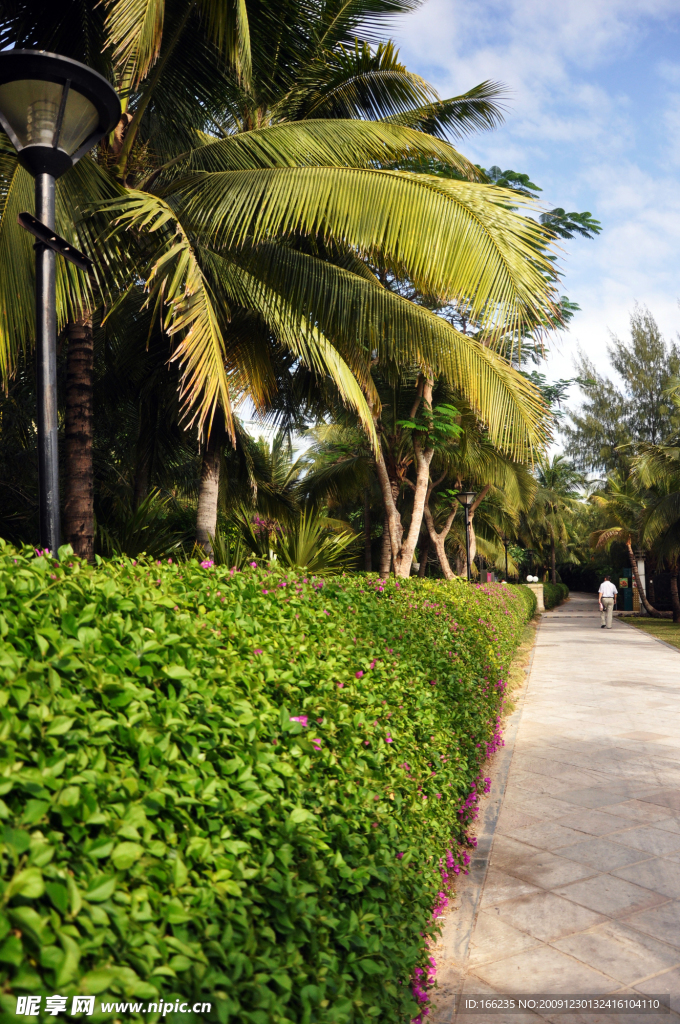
[388, 0, 680, 395]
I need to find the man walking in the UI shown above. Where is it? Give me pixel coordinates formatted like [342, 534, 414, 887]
[599, 575, 618, 629]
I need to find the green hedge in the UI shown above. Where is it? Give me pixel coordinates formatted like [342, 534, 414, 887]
[543, 582, 569, 609]
[0, 544, 532, 1024]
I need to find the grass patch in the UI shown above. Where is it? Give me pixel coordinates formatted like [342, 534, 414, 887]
[620, 616, 680, 651]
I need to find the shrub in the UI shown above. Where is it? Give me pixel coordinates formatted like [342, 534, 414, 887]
[543, 582, 569, 609]
[515, 585, 538, 619]
[0, 544, 531, 1023]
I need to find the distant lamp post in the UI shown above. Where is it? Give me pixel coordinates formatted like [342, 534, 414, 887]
[0, 50, 120, 553]
[455, 490, 477, 581]
[526, 547, 534, 578]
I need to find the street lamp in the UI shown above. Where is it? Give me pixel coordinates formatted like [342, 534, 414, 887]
[0, 50, 120, 553]
[455, 490, 477, 581]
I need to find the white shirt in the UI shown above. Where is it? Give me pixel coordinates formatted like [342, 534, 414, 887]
[598, 581, 618, 598]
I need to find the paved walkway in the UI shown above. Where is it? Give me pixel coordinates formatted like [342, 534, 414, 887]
[434, 592, 680, 1023]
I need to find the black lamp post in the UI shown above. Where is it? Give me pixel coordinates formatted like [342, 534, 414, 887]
[455, 490, 477, 581]
[526, 548, 534, 578]
[0, 50, 120, 553]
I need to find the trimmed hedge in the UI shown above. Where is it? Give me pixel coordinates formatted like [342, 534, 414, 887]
[0, 544, 531, 1024]
[543, 582, 569, 610]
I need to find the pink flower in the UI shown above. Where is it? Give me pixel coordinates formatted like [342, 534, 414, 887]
[167, 558, 173, 563]
[249, 561, 257, 568]
[355, 671, 364, 678]
[337, 681, 344, 688]
[253, 648, 263, 655]
[386, 733, 393, 743]
[311, 739, 322, 751]
[290, 715, 308, 727]
[435, 793, 442, 799]
[200, 559, 214, 568]
[396, 852, 404, 859]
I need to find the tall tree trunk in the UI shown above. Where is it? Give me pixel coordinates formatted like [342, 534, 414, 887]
[379, 511, 393, 577]
[670, 566, 680, 624]
[627, 540, 668, 617]
[63, 315, 94, 561]
[133, 447, 150, 510]
[422, 501, 456, 579]
[196, 430, 221, 553]
[363, 488, 372, 571]
[551, 535, 556, 584]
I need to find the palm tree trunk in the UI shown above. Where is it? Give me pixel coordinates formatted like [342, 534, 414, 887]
[363, 488, 372, 571]
[133, 448, 150, 510]
[627, 540, 668, 617]
[670, 566, 680, 624]
[551, 536, 556, 584]
[63, 315, 94, 561]
[196, 430, 221, 553]
[379, 512, 392, 577]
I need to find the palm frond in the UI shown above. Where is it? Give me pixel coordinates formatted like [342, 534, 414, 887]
[381, 80, 507, 138]
[168, 167, 556, 335]
[155, 119, 480, 180]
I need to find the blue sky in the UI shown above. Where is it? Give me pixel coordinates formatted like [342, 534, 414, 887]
[389, 0, 680, 392]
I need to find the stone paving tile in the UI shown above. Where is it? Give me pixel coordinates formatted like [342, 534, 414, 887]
[634, 964, 680, 1011]
[468, 911, 542, 966]
[479, 868, 541, 908]
[486, 891, 606, 942]
[504, 822, 595, 851]
[623, 900, 680, 948]
[553, 837, 650, 872]
[552, 809, 639, 837]
[504, 793, 585, 820]
[612, 825, 680, 856]
[501, 849, 599, 889]
[551, 920, 680, 985]
[496, 806, 544, 832]
[471, 945, 617, 995]
[613, 858, 680, 899]
[604, 799, 675, 823]
[553, 866, 670, 918]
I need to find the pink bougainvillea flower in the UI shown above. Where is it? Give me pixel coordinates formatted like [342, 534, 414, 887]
[290, 715, 308, 727]
[311, 739, 322, 751]
[253, 649, 263, 655]
[249, 561, 257, 568]
[337, 681, 344, 688]
[396, 851, 404, 859]
[386, 733, 393, 743]
[435, 793, 442, 799]
[200, 559, 214, 569]
[355, 670, 364, 678]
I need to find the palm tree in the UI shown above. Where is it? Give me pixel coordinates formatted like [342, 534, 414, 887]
[589, 473, 668, 617]
[0, 0, 556, 561]
[633, 441, 680, 621]
[532, 455, 585, 583]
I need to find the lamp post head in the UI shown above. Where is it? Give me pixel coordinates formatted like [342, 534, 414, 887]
[0, 50, 120, 178]
[455, 490, 477, 508]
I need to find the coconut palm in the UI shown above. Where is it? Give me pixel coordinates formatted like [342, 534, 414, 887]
[530, 455, 585, 583]
[589, 473, 668, 617]
[0, 0, 556, 562]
